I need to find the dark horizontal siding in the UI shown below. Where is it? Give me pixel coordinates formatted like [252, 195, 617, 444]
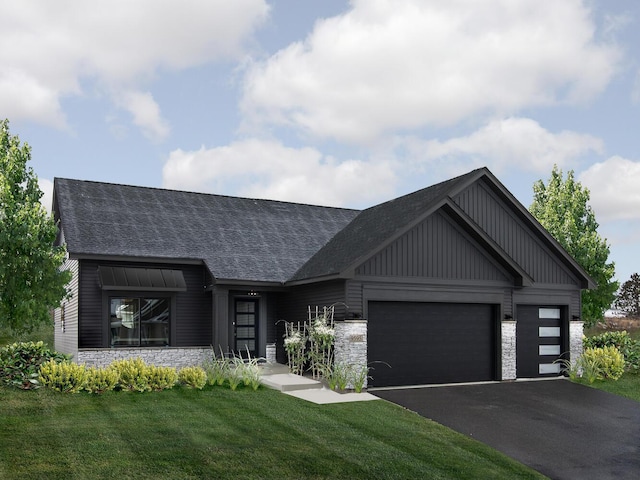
[265, 293, 279, 344]
[278, 281, 347, 324]
[356, 211, 510, 282]
[79, 260, 211, 348]
[454, 180, 578, 285]
[174, 265, 212, 347]
[79, 262, 103, 348]
[345, 280, 364, 318]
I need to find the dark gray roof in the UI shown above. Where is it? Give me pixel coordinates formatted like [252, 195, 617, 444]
[53, 179, 359, 283]
[54, 167, 595, 288]
[290, 169, 483, 281]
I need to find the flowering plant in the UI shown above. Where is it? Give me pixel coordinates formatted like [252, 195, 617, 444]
[282, 323, 306, 376]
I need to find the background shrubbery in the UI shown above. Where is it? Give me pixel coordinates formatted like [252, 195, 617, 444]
[0, 341, 69, 389]
[584, 330, 640, 374]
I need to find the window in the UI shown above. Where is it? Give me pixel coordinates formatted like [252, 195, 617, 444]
[110, 297, 170, 347]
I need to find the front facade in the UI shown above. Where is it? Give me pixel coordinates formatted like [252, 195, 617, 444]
[53, 168, 593, 387]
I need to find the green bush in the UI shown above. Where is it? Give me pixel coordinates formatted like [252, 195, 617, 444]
[111, 358, 152, 392]
[178, 366, 207, 389]
[84, 366, 119, 394]
[38, 360, 87, 393]
[146, 365, 177, 391]
[0, 341, 69, 389]
[582, 346, 625, 381]
[584, 331, 640, 374]
[584, 331, 631, 349]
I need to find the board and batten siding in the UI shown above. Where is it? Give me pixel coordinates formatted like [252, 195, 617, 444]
[78, 260, 212, 348]
[54, 258, 79, 358]
[356, 210, 512, 282]
[453, 179, 579, 285]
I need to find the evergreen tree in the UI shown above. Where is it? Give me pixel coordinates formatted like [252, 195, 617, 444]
[0, 119, 71, 333]
[530, 165, 617, 327]
[616, 273, 640, 317]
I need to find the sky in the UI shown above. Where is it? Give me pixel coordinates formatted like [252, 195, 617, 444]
[2, 0, 640, 286]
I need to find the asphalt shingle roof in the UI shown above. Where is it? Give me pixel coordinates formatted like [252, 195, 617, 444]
[54, 179, 359, 283]
[289, 169, 482, 281]
[55, 167, 594, 288]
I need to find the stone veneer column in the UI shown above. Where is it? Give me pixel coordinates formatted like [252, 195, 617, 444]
[501, 320, 517, 380]
[569, 320, 584, 364]
[334, 320, 367, 389]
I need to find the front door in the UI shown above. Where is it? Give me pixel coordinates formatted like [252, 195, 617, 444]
[517, 305, 566, 378]
[234, 299, 258, 357]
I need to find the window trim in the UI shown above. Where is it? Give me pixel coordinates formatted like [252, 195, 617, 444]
[103, 290, 176, 348]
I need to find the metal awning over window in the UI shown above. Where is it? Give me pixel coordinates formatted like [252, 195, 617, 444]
[98, 266, 187, 292]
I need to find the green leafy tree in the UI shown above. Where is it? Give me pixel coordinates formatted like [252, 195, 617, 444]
[616, 273, 640, 317]
[530, 165, 617, 327]
[0, 120, 71, 333]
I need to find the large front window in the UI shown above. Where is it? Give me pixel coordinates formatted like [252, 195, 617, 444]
[110, 297, 170, 347]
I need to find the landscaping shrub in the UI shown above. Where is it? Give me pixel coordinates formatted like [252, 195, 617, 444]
[582, 346, 625, 381]
[226, 361, 244, 391]
[83, 366, 120, 394]
[324, 362, 350, 391]
[178, 366, 207, 389]
[239, 357, 262, 391]
[584, 331, 640, 374]
[38, 360, 87, 393]
[111, 358, 152, 392]
[202, 357, 230, 386]
[0, 341, 69, 389]
[146, 365, 178, 391]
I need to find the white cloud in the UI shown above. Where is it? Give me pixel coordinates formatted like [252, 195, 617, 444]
[38, 178, 54, 213]
[0, 0, 269, 133]
[579, 156, 640, 221]
[162, 139, 396, 207]
[404, 117, 603, 173]
[242, 0, 620, 144]
[116, 91, 170, 142]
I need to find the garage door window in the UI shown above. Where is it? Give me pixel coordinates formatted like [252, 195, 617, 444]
[539, 308, 561, 319]
[538, 308, 561, 375]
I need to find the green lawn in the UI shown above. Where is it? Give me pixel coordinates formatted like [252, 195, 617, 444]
[0, 385, 545, 480]
[576, 373, 640, 402]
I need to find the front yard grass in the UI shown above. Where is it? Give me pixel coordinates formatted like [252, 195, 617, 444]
[575, 373, 640, 403]
[0, 385, 545, 480]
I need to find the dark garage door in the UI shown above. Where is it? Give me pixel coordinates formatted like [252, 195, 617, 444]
[368, 301, 496, 387]
[516, 305, 566, 378]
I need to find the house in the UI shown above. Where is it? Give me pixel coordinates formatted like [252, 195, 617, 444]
[52, 167, 594, 388]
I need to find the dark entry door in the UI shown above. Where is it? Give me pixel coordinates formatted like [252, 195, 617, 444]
[234, 299, 258, 357]
[516, 305, 565, 378]
[368, 301, 496, 387]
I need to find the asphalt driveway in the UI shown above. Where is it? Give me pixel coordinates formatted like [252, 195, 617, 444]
[373, 379, 640, 480]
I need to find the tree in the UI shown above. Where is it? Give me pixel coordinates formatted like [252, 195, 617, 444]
[616, 273, 640, 317]
[0, 119, 71, 333]
[530, 165, 617, 327]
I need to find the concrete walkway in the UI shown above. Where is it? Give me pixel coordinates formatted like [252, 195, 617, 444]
[259, 363, 379, 405]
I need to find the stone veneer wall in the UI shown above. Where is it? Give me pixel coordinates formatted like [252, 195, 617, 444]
[569, 320, 584, 364]
[334, 320, 367, 389]
[76, 347, 212, 368]
[501, 320, 517, 380]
